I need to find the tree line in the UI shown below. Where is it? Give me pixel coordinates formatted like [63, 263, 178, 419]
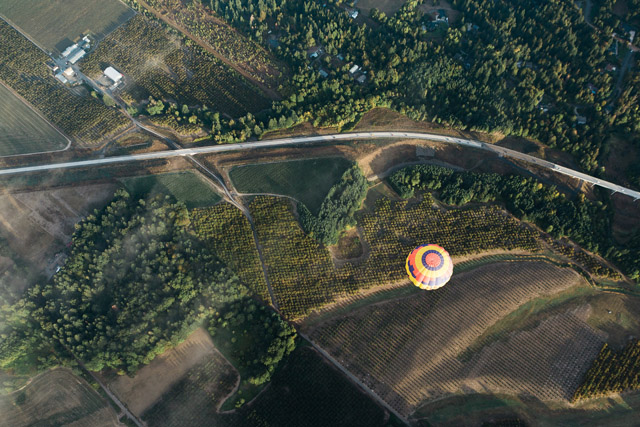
[389, 164, 639, 281]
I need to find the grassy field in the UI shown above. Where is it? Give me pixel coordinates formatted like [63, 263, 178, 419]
[119, 171, 221, 209]
[0, 84, 68, 156]
[230, 157, 354, 213]
[0, 368, 119, 427]
[413, 390, 640, 426]
[0, 0, 134, 52]
[311, 261, 599, 416]
[142, 344, 394, 426]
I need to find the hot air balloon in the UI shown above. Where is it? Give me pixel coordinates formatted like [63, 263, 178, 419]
[405, 244, 453, 290]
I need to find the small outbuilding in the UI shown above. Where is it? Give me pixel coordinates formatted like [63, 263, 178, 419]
[104, 66, 123, 84]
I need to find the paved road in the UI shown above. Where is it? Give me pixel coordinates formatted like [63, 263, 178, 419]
[1, 131, 639, 200]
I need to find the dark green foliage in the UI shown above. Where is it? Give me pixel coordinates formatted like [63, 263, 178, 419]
[389, 164, 639, 281]
[208, 299, 296, 386]
[0, 189, 248, 374]
[300, 165, 368, 245]
[573, 340, 640, 401]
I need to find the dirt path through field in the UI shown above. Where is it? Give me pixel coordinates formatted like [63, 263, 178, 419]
[135, 0, 281, 100]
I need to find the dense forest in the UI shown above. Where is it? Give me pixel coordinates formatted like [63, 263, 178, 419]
[389, 164, 639, 281]
[176, 0, 637, 176]
[0, 191, 294, 380]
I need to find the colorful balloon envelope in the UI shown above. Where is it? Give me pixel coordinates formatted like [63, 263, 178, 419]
[405, 244, 453, 290]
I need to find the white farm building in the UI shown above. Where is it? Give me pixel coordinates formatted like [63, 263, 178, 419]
[104, 66, 123, 85]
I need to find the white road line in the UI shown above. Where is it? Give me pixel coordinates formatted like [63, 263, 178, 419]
[1, 132, 639, 200]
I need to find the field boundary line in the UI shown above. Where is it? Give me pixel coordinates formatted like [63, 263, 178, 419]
[300, 333, 410, 425]
[0, 79, 72, 157]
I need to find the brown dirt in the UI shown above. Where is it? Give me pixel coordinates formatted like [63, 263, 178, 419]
[603, 135, 638, 189]
[0, 368, 119, 427]
[311, 261, 591, 415]
[355, 0, 405, 16]
[610, 192, 640, 243]
[107, 327, 237, 417]
[0, 183, 117, 271]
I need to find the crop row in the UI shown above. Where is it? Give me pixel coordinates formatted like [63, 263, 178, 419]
[138, 0, 284, 90]
[313, 261, 586, 414]
[0, 20, 130, 145]
[249, 194, 541, 320]
[80, 15, 270, 117]
[191, 204, 270, 303]
[573, 340, 640, 401]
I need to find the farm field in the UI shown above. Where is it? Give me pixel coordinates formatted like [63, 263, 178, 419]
[310, 261, 599, 415]
[230, 157, 353, 213]
[0, 0, 134, 52]
[137, 0, 285, 93]
[108, 327, 235, 417]
[191, 203, 270, 302]
[80, 15, 270, 118]
[0, 183, 117, 275]
[249, 194, 540, 319]
[119, 170, 221, 209]
[235, 346, 393, 426]
[0, 83, 68, 156]
[0, 20, 131, 145]
[0, 368, 119, 427]
[413, 390, 640, 426]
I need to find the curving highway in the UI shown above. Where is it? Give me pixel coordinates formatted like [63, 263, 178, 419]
[1, 131, 639, 200]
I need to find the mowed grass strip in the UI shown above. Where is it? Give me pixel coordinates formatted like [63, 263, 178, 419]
[120, 171, 221, 209]
[0, 0, 134, 52]
[0, 84, 67, 156]
[230, 157, 353, 213]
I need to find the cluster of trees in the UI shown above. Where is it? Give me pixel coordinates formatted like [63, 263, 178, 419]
[389, 164, 639, 280]
[573, 341, 640, 401]
[299, 165, 368, 245]
[208, 299, 296, 386]
[0, 21, 129, 145]
[0, 190, 251, 374]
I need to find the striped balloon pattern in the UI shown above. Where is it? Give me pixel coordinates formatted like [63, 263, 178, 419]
[405, 244, 453, 290]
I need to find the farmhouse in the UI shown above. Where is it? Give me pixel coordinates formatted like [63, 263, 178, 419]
[434, 9, 448, 23]
[104, 66, 124, 86]
[349, 64, 360, 74]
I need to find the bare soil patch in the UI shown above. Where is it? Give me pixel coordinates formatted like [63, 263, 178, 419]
[0, 368, 119, 427]
[0, 183, 117, 271]
[107, 327, 237, 417]
[603, 135, 638, 188]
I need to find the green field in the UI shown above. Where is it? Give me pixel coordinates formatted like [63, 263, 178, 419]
[119, 171, 221, 209]
[230, 157, 353, 213]
[0, 84, 68, 156]
[0, 0, 134, 52]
